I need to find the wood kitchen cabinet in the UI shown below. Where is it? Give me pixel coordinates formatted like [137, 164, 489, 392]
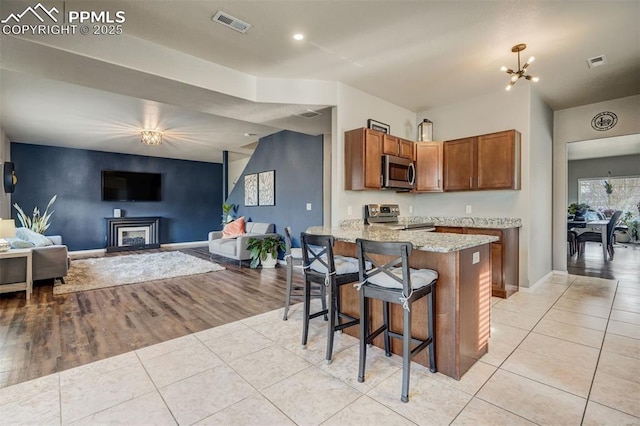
[414, 141, 444, 192]
[443, 130, 521, 192]
[345, 127, 383, 190]
[435, 225, 519, 298]
[383, 134, 413, 160]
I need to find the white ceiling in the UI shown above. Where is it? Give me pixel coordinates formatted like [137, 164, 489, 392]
[1, 0, 639, 163]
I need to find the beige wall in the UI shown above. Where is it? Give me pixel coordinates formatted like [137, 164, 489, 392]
[552, 95, 640, 272]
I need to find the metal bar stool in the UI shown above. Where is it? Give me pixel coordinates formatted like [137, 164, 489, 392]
[355, 238, 437, 403]
[283, 226, 304, 320]
[300, 232, 360, 364]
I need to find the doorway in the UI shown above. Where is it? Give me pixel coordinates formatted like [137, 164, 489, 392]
[565, 134, 640, 281]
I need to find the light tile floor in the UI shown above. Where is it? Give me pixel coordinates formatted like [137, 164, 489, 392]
[1, 274, 639, 425]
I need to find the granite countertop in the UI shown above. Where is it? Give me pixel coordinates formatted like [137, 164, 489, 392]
[306, 226, 498, 253]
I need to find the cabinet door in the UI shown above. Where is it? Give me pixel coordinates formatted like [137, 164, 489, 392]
[477, 130, 520, 190]
[364, 129, 383, 189]
[443, 137, 475, 191]
[398, 138, 414, 160]
[490, 243, 504, 296]
[414, 141, 443, 192]
[383, 134, 400, 156]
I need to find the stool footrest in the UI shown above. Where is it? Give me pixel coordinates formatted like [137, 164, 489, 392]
[335, 318, 359, 332]
[387, 330, 426, 347]
[309, 309, 328, 320]
[366, 324, 387, 344]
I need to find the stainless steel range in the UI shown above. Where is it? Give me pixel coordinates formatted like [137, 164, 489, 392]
[364, 204, 435, 231]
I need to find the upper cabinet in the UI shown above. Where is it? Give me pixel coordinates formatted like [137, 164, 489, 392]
[443, 130, 521, 191]
[414, 141, 444, 192]
[344, 127, 383, 190]
[383, 134, 414, 160]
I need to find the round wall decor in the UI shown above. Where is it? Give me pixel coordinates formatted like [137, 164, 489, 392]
[591, 111, 618, 131]
[3, 161, 17, 193]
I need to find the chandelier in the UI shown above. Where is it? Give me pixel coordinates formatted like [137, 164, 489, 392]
[140, 130, 163, 146]
[501, 43, 539, 91]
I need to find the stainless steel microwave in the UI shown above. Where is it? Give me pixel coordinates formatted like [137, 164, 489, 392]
[382, 154, 415, 190]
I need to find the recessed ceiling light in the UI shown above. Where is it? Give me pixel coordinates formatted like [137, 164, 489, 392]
[244, 133, 258, 137]
[293, 33, 304, 41]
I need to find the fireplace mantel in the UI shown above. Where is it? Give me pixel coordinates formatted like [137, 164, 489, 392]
[106, 217, 161, 252]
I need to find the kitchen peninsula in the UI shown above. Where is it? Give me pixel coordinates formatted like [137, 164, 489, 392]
[306, 222, 500, 380]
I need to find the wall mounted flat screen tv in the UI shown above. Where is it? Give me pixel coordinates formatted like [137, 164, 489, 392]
[102, 170, 162, 202]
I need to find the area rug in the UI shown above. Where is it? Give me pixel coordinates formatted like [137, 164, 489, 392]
[54, 251, 225, 295]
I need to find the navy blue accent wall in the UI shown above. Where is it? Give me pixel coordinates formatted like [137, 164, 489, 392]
[226, 130, 323, 248]
[11, 143, 222, 251]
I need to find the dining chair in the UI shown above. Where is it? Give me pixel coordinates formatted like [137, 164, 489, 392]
[577, 210, 622, 259]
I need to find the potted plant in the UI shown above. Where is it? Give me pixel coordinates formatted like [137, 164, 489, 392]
[568, 202, 590, 220]
[221, 202, 237, 225]
[246, 235, 285, 268]
[13, 195, 57, 234]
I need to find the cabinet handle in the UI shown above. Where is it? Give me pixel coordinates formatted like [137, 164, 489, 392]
[469, 176, 472, 187]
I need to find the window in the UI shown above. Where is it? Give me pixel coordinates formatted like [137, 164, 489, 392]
[578, 175, 640, 214]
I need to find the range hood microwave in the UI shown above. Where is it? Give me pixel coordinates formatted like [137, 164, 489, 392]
[382, 155, 415, 190]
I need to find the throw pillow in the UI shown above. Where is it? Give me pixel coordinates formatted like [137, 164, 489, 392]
[15, 227, 53, 247]
[7, 237, 35, 249]
[222, 216, 246, 239]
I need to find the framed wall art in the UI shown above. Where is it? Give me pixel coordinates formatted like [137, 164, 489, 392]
[244, 173, 258, 206]
[258, 170, 275, 206]
[367, 119, 390, 134]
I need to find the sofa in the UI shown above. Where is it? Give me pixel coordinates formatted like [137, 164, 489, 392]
[0, 235, 68, 285]
[208, 222, 277, 266]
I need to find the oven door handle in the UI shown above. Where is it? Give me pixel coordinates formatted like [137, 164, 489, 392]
[407, 162, 416, 186]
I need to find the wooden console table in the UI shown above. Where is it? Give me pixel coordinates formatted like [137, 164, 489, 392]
[0, 249, 33, 299]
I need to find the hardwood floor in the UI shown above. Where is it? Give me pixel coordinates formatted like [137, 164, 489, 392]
[0, 247, 300, 389]
[567, 241, 640, 283]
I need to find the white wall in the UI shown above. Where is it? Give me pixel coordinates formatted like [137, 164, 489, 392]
[331, 83, 417, 225]
[528, 89, 554, 284]
[0, 127, 11, 218]
[418, 85, 535, 286]
[228, 157, 250, 199]
[552, 95, 640, 272]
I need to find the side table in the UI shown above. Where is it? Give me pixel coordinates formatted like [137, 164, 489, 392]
[0, 248, 33, 300]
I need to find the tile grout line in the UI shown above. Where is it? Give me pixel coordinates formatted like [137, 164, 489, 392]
[134, 350, 179, 426]
[458, 277, 576, 424]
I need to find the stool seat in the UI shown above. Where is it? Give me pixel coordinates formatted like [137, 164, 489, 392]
[367, 267, 438, 290]
[308, 254, 360, 275]
[290, 247, 303, 259]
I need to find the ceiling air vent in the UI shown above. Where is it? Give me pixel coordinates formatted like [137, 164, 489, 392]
[294, 109, 322, 119]
[212, 11, 251, 34]
[586, 55, 607, 69]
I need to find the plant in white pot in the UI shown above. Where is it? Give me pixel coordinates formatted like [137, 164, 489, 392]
[247, 235, 285, 268]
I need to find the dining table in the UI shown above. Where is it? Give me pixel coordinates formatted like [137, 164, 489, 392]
[568, 219, 610, 261]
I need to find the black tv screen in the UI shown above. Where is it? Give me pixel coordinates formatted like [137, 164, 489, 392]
[102, 171, 162, 202]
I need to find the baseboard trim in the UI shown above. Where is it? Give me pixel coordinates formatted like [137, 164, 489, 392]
[520, 271, 554, 293]
[552, 269, 569, 275]
[68, 249, 106, 259]
[161, 241, 208, 249]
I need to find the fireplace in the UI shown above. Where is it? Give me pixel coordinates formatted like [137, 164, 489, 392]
[106, 217, 160, 252]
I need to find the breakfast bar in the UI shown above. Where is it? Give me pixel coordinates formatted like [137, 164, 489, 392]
[306, 224, 497, 380]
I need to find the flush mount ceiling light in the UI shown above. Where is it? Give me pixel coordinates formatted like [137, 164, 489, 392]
[501, 43, 539, 91]
[293, 33, 304, 41]
[140, 130, 163, 146]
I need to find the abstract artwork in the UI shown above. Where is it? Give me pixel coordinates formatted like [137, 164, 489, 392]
[258, 170, 275, 206]
[244, 174, 258, 206]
